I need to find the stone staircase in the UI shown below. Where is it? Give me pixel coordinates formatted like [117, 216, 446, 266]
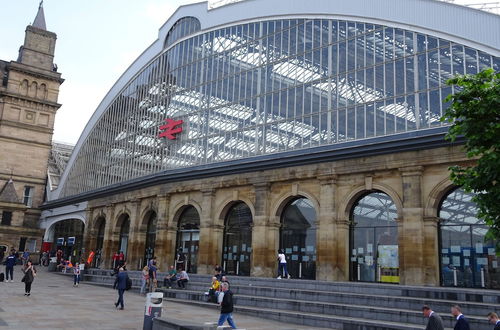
[80, 269, 499, 330]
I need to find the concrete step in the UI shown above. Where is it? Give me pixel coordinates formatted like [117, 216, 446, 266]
[83, 269, 497, 330]
[162, 297, 432, 330]
[158, 287, 491, 330]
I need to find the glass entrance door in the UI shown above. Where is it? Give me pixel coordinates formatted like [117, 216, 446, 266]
[222, 202, 252, 276]
[177, 206, 200, 273]
[350, 191, 399, 283]
[178, 230, 199, 273]
[280, 198, 317, 279]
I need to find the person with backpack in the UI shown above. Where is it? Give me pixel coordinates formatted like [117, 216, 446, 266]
[217, 281, 237, 329]
[113, 267, 130, 310]
[148, 259, 157, 292]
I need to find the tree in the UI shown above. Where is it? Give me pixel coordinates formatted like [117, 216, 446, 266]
[441, 68, 500, 246]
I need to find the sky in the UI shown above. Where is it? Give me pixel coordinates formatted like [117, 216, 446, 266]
[0, 0, 497, 145]
[0, 0, 198, 145]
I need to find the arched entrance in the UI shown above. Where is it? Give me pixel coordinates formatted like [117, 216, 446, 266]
[280, 197, 317, 279]
[222, 202, 252, 276]
[143, 211, 157, 268]
[53, 219, 85, 263]
[118, 215, 130, 259]
[439, 188, 499, 289]
[94, 217, 105, 268]
[176, 206, 200, 273]
[350, 191, 399, 283]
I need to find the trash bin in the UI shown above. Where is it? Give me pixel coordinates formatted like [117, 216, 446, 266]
[143, 292, 163, 330]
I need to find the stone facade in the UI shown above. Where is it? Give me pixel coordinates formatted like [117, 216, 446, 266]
[82, 143, 468, 286]
[0, 5, 63, 256]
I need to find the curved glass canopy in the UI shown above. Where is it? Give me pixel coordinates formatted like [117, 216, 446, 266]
[61, 18, 500, 197]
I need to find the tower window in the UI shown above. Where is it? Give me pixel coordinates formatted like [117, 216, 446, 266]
[23, 186, 34, 207]
[1, 211, 12, 226]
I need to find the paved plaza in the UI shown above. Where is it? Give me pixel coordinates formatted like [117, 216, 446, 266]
[0, 266, 319, 329]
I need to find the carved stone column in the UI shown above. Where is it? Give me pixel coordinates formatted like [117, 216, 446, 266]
[102, 203, 116, 269]
[251, 183, 275, 277]
[423, 216, 440, 285]
[83, 207, 95, 262]
[155, 194, 172, 270]
[198, 188, 219, 274]
[316, 174, 337, 281]
[399, 166, 425, 285]
[127, 199, 142, 270]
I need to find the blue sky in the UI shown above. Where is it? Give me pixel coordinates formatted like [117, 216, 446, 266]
[0, 0, 197, 144]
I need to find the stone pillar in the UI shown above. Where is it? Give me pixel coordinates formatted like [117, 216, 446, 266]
[251, 183, 275, 277]
[399, 166, 425, 285]
[198, 188, 221, 274]
[102, 204, 116, 269]
[423, 216, 440, 286]
[316, 174, 337, 281]
[127, 199, 142, 270]
[83, 208, 95, 261]
[155, 194, 173, 270]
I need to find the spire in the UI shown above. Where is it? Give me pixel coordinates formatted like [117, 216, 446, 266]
[32, 0, 46, 30]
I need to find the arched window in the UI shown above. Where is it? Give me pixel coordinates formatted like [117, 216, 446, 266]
[176, 206, 200, 273]
[118, 215, 130, 258]
[164, 16, 201, 48]
[439, 188, 499, 289]
[280, 197, 316, 279]
[350, 191, 398, 283]
[222, 202, 252, 276]
[144, 212, 157, 267]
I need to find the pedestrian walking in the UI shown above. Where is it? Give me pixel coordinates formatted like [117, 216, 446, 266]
[21, 260, 36, 296]
[488, 312, 500, 330]
[140, 266, 149, 294]
[422, 305, 444, 330]
[451, 305, 470, 330]
[148, 259, 157, 292]
[217, 282, 236, 329]
[73, 262, 81, 287]
[277, 249, 290, 279]
[113, 267, 128, 310]
[21, 249, 30, 266]
[4, 251, 16, 282]
[41, 251, 48, 266]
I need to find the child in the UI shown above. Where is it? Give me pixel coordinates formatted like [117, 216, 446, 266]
[73, 262, 81, 287]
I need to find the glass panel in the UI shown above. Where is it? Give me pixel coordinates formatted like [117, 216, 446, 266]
[177, 206, 200, 273]
[439, 188, 499, 289]
[281, 198, 317, 280]
[351, 191, 398, 283]
[223, 202, 252, 276]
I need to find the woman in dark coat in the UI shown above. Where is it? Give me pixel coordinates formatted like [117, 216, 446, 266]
[22, 260, 36, 296]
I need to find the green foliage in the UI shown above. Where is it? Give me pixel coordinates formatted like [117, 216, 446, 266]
[441, 68, 500, 246]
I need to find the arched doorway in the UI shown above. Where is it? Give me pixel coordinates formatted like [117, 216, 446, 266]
[143, 211, 157, 268]
[439, 188, 499, 289]
[280, 197, 317, 279]
[94, 218, 105, 268]
[118, 215, 130, 259]
[53, 219, 85, 264]
[222, 202, 252, 276]
[176, 206, 200, 273]
[350, 191, 399, 283]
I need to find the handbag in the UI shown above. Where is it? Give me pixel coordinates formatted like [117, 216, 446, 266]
[21, 274, 27, 282]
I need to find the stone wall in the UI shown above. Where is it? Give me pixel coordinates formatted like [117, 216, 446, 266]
[82, 144, 468, 286]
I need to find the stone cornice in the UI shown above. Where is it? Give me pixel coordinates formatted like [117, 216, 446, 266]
[1, 92, 61, 110]
[9, 61, 64, 84]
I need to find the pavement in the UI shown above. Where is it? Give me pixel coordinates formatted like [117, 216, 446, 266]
[0, 266, 319, 329]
